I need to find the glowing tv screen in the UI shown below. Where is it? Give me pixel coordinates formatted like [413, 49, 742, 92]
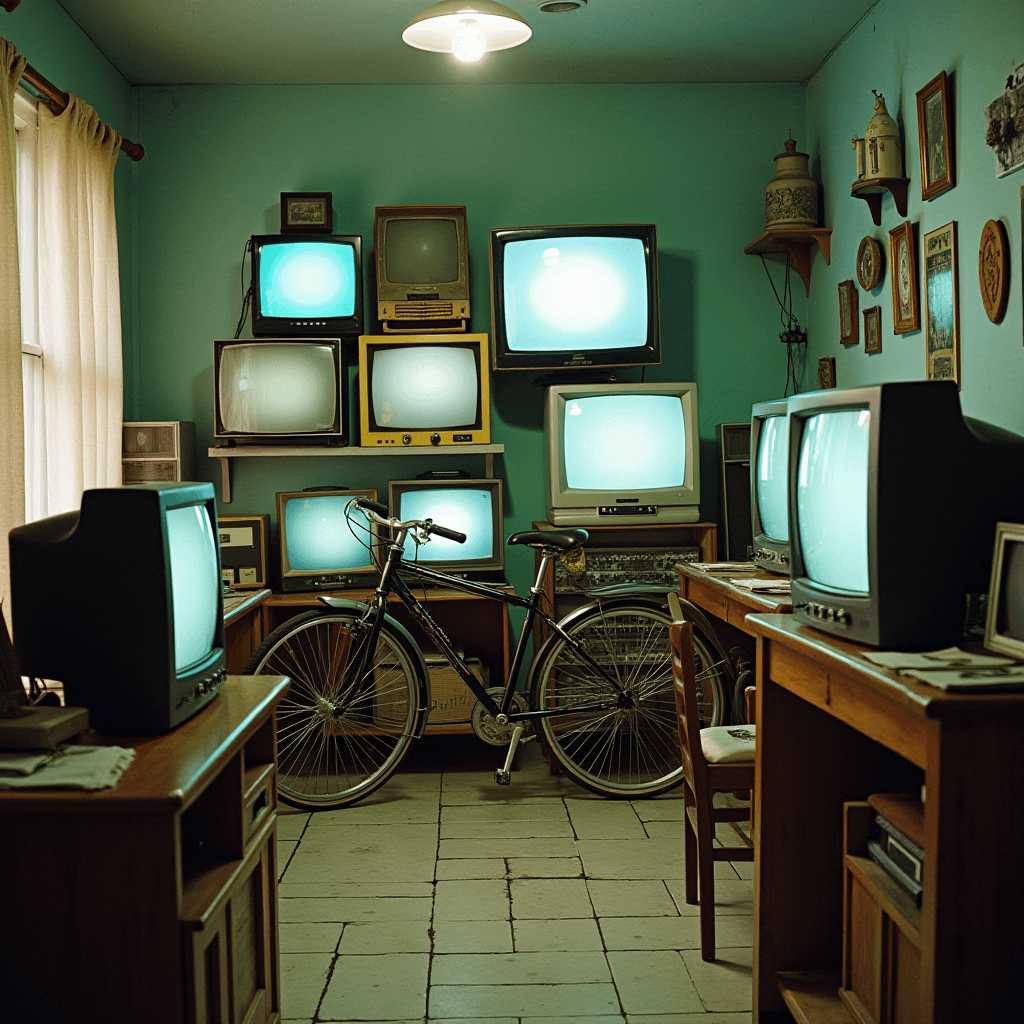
[166, 504, 221, 671]
[756, 414, 790, 544]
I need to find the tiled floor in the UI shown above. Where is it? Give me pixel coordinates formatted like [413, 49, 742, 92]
[277, 735, 753, 1023]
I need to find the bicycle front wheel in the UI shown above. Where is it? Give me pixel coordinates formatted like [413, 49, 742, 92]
[244, 609, 423, 810]
[528, 597, 685, 798]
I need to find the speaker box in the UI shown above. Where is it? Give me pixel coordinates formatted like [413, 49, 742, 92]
[717, 423, 752, 561]
[121, 421, 194, 484]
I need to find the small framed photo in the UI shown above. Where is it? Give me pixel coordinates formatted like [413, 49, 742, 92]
[280, 191, 333, 233]
[856, 236, 884, 291]
[863, 306, 882, 354]
[923, 221, 960, 386]
[838, 280, 859, 346]
[818, 356, 836, 389]
[889, 221, 920, 334]
[984, 522, 1024, 660]
[916, 71, 954, 201]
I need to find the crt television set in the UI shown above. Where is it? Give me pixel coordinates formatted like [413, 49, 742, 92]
[373, 205, 470, 328]
[983, 522, 1024, 660]
[749, 397, 791, 573]
[544, 382, 700, 527]
[787, 381, 1024, 649]
[489, 224, 660, 373]
[276, 488, 381, 592]
[214, 337, 347, 445]
[250, 233, 363, 337]
[388, 478, 504, 575]
[358, 333, 491, 447]
[8, 482, 226, 734]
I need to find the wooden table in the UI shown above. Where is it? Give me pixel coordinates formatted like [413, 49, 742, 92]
[747, 613, 1024, 1023]
[675, 562, 792, 637]
[223, 587, 272, 673]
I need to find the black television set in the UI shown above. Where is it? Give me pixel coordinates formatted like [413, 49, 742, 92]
[213, 337, 347, 445]
[749, 397, 791, 573]
[787, 381, 1024, 649]
[8, 482, 226, 734]
[250, 234, 363, 338]
[489, 223, 660, 376]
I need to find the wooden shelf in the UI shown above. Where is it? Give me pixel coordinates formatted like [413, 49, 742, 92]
[850, 177, 910, 225]
[744, 227, 833, 296]
[776, 971, 854, 1024]
[207, 442, 505, 503]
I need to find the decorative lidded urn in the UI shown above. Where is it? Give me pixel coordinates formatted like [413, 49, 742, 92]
[862, 90, 903, 179]
[765, 134, 819, 230]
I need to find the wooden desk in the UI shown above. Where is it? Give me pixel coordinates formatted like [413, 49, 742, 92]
[747, 614, 1024, 1023]
[223, 587, 272, 673]
[0, 676, 290, 1024]
[676, 562, 792, 637]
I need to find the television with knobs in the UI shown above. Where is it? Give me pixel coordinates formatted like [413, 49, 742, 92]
[749, 397, 792, 574]
[787, 381, 1024, 649]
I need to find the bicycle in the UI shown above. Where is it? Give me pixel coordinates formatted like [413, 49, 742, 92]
[244, 497, 736, 810]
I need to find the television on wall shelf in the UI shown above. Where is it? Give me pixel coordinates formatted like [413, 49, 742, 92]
[358, 333, 491, 447]
[8, 482, 226, 735]
[276, 488, 381, 592]
[214, 337, 347, 445]
[388, 477, 504, 577]
[250, 233, 363, 338]
[544, 381, 699, 527]
[749, 397, 792, 574]
[787, 380, 1024, 650]
[374, 204, 470, 332]
[489, 223, 660, 381]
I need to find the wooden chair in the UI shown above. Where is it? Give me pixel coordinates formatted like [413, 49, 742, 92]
[668, 591, 755, 961]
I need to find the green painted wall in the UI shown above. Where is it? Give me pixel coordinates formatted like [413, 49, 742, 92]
[132, 82, 805, 610]
[804, 0, 1024, 434]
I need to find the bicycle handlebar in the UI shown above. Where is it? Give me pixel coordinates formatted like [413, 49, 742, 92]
[350, 496, 466, 545]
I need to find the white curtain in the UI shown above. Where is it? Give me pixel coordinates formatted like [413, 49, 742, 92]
[0, 39, 27, 611]
[37, 95, 122, 516]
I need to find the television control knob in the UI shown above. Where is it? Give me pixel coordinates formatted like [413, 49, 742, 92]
[430, 433, 441, 445]
[402, 434, 412, 445]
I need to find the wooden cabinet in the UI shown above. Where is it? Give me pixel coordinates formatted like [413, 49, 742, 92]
[224, 588, 272, 673]
[0, 676, 289, 1024]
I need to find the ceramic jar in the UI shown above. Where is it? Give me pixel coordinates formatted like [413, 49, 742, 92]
[863, 91, 904, 179]
[765, 136, 818, 230]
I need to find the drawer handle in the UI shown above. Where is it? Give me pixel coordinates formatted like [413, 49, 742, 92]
[251, 787, 268, 824]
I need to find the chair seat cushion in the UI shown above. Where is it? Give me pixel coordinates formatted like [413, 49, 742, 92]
[700, 724, 756, 764]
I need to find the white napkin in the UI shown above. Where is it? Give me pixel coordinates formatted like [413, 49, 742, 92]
[0, 745, 135, 790]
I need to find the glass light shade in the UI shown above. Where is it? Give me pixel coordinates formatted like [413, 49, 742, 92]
[403, 0, 532, 55]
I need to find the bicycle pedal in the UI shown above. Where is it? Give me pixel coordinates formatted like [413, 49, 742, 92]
[494, 769, 511, 786]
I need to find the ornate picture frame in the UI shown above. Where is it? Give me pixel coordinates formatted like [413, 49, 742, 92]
[863, 306, 882, 354]
[818, 356, 836, 389]
[917, 71, 955, 200]
[923, 221, 960, 387]
[280, 191, 333, 233]
[979, 219, 1009, 324]
[856, 236, 884, 291]
[839, 280, 859, 346]
[889, 221, 920, 334]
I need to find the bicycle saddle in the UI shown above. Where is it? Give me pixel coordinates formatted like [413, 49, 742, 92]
[506, 529, 588, 552]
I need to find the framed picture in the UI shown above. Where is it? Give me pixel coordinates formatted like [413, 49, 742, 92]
[979, 219, 1009, 324]
[917, 71, 955, 200]
[923, 221, 960, 386]
[838, 280, 859, 346]
[856, 236, 884, 291]
[863, 306, 882, 354]
[889, 221, 920, 334]
[983, 521, 1024, 660]
[280, 191, 333, 233]
[818, 356, 836, 389]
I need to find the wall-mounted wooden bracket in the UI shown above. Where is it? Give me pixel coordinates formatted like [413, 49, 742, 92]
[744, 227, 833, 296]
[850, 177, 910, 225]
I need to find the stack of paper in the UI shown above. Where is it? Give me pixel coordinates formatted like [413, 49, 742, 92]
[691, 562, 761, 574]
[0, 745, 135, 789]
[730, 578, 792, 594]
[861, 648, 1024, 691]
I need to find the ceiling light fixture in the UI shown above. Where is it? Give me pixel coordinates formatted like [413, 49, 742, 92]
[403, 1, 532, 62]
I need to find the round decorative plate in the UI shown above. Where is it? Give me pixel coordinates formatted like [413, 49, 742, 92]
[979, 219, 1009, 324]
[856, 236, 884, 291]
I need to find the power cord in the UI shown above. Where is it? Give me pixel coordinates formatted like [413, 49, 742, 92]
[759, 252, 806, 397]
[233, 237, 253, 339]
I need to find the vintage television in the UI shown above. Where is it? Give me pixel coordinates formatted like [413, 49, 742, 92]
[276, 488, 381, 591]
[358, 333, 491, 447]
[544, 382, 699, 527]
[250, 233, 363, 337]
[388, 478, 504, 575]
[373, 205, 470, 330]
[787, 381, 1024, 649]
[214, 337, 347, 445]
[489, 223, 660, 376]
[8, 482, 226, 735]
[749, 397, 792, 573]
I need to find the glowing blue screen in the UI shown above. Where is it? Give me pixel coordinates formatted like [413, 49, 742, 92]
[563, 395, 685, 490]
[371, 346, 478, 429]
[166, 505, 219, 671]
[756, 415, 789, 542]
[259, 242, 356, 318]
[285, 495, 373, 572]
[796, 409, 871, 593]
[502, 236, 649, 352]
[398, 488, 495, 563]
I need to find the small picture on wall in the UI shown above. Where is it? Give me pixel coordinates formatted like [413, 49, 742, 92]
[280, 192, 333, 233]
[863, 306, 882, 354]
[818, 356, 837, 389]
[917, 70, 955, 200]
[923, 221, 960, 387]
[889, 221, 920, 334]
[839, 280, 859, 346]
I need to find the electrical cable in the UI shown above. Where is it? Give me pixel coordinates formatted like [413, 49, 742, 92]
[233, 237, 253, 339]
[759, 252, 805, 397]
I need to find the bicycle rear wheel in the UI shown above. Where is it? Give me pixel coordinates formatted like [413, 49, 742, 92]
[244, 609, 423, 810]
